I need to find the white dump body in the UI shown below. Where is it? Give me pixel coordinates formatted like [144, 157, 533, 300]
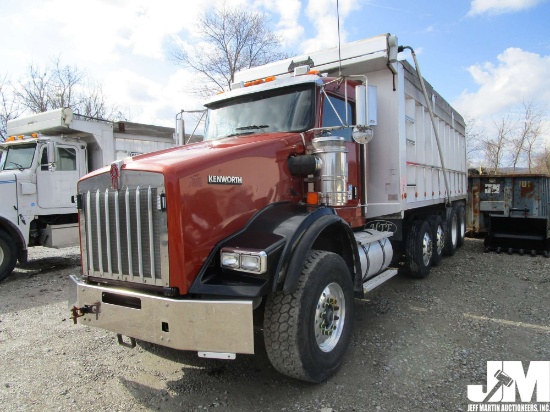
[363, 60, 466, 219]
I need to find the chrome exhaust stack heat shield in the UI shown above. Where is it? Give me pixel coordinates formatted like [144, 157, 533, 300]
[312, 136, 348, 207]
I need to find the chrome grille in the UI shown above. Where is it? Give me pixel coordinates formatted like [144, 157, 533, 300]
[80, 179, 168, 287]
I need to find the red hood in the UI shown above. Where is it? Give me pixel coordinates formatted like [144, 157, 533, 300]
[87, 132, 306, 294]
[86, 132, 304, 176]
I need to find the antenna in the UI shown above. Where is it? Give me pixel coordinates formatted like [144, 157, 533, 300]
[337, 0, 342, 76]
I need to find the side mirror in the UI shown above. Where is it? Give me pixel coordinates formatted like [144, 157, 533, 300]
[352, 126, 373, 144]
[355, 85, 368, 127]
[353, 85, 373, 144]
[47, 141, 57, 171]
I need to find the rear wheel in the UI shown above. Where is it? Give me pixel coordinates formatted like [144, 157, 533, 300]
[405, 220, 433, 278]
[428, 215, 445, 266]
[263, 250, 354, 383]
[0, 230, 17, 282]
[443, 207, 458, 256]
[455, 205, 466, 247]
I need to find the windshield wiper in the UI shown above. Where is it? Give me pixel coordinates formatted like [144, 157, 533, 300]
[235, 125, 269, 131]
[8, 161, 25, 171]
[226, 131, 256, 138]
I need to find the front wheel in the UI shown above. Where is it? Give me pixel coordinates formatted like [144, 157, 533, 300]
[263, 250, 354, 383]
[0, 230, 17, 282]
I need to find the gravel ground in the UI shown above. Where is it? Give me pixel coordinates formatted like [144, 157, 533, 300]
[1, 238, 549, 411]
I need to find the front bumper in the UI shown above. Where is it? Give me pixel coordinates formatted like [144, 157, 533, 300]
[69, 275, 254, 354]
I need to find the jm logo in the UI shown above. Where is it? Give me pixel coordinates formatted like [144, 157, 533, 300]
[468, 361, 550, 403]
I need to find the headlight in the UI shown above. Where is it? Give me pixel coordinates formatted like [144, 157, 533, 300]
[220, 251, 240, 269]
[241, 255, 261, 272]
[220, 248, 267, 274]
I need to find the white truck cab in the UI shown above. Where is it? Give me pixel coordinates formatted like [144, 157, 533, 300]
[0, 108, 177, 281]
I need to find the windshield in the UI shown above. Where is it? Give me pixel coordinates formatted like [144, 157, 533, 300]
[3, 143, 36, 170]
[204, 84, 315, 140]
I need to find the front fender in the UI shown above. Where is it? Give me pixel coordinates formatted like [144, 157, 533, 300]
[281, 214, 360, 294]
[189, 202, 359, 298]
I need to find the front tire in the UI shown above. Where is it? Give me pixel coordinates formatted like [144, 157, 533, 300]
[0, 230, 17, 282]
[263, 250, 354, 383]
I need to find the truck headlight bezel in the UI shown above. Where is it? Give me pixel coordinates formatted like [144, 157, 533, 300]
[220, 248, 267, 274]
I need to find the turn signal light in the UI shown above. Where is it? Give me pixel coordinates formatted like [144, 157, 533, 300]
[243, 75, 277, 88]
[244, 79, 264, 87]
[307, 192, 320, 205]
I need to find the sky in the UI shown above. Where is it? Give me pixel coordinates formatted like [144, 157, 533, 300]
[1, 0, 549, 140]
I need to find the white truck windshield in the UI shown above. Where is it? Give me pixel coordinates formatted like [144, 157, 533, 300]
[3, 143, 36, 170]
[204, 84, 315, 140]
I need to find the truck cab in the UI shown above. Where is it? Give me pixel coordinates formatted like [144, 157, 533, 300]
[0, 133, 86, 265]
[0, 108, 177, 282]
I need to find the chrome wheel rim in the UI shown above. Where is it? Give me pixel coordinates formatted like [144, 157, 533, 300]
[315, 282, 346, 352]
[422, 231, 433, 266]
[0, 246, 4, 267]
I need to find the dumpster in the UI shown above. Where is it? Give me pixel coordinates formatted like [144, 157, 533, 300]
[467, 174, 550, 255]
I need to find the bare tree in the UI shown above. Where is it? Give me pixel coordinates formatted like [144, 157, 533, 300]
[50, 57, 85, 109]
[172, 5, 287, 95]
[482, 116, 514, 174]
[465, 115, 484, 167]
[16, 58, 87, 113]
[510, 101, 545, 173]
[521, 102, 544, 173]
[14, 57, 127, 121]
[533, 145, 550, 174]
[15, 63, 53, 113]
[0, 75, 23, 141]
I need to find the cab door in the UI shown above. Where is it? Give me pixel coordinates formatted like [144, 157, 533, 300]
[36, 144, 80, 209]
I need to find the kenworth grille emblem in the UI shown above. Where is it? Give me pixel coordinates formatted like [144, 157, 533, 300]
[208, 175, 243, 185]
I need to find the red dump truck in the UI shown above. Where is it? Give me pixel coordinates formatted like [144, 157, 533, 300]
[69, 33, 467, 382]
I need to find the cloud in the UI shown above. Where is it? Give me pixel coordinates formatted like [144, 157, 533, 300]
[467, 0, 546, 16]
[103, 68, 203, 127]
[301, 0, 361, 53]
[453, 48, 550, 122]
[12, 0, 214, 63]
[257, 0, 304, 49]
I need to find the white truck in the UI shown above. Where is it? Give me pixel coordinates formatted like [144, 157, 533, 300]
[0, 108, 177, 281]
[69, 34, 467, 382]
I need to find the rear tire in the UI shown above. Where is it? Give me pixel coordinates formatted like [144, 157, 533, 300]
[443, 207, 458, 256]
[428, 215, 445, 267]
[455, 205, 466, 247]
[405, 220, 433, 278]
[263, 250, 354, 383]
[0, 230, 17, 282]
